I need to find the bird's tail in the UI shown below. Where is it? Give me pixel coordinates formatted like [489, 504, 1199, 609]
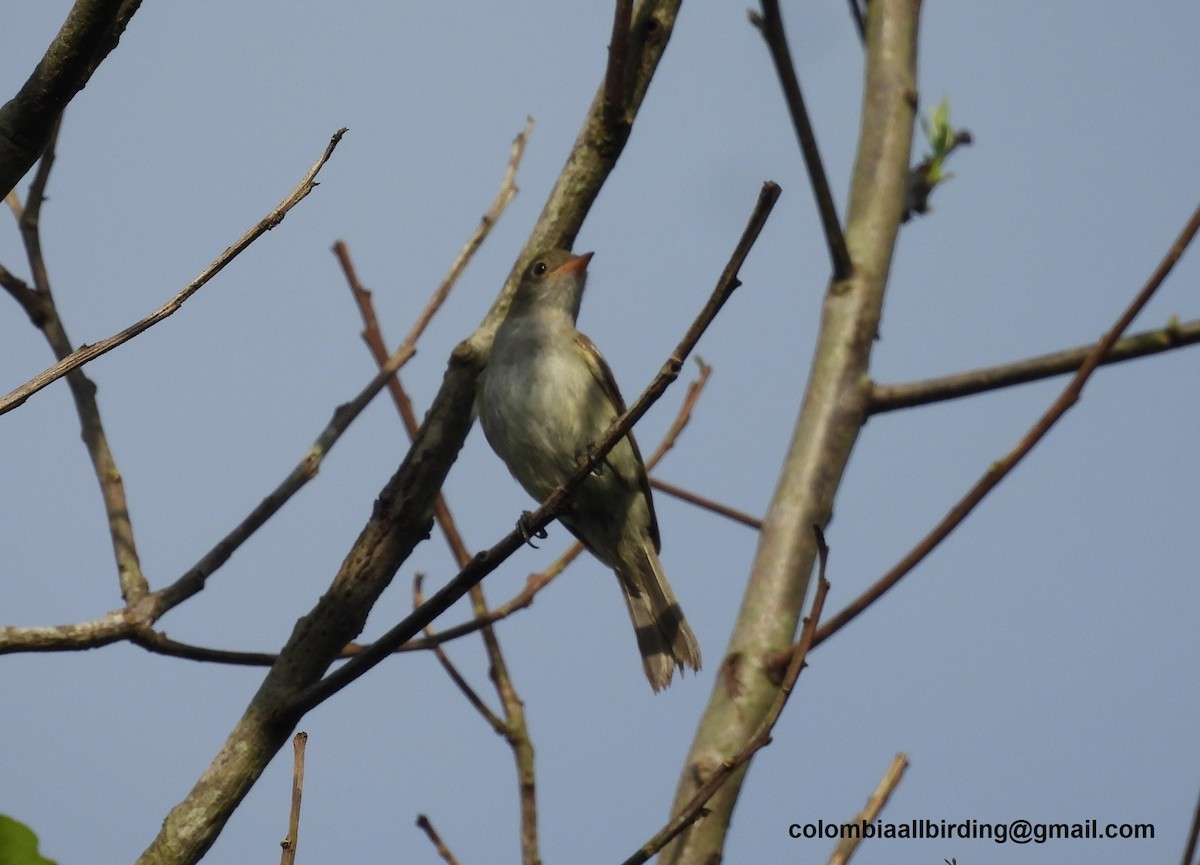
[616, 540, 701, 692]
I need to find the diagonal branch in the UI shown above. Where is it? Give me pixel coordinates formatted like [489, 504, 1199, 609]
[0, 335, 721, 663]
[814, 202, 1200, 646]
[0, 124, 522, 653]
[6, 116, 148, 602]
[650, 478, 762, 530]
[845, 0, 866, 43]
[336, 207, 543, 864]
[750, 0, 851, 280]
[0, 0, 142, 197]
[291, 181, 780, 717]
[625, 528, 831, 865]
[416, 815, 463, 865]
[154, 127, 525, 617]
[137, 7, 689, 862]
[664, 5, 919, 863]
[0, 128, 346, 417]
[826, 753, 909, 865]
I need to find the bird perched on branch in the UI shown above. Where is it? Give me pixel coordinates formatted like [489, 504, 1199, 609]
[478, 249, 701, 691]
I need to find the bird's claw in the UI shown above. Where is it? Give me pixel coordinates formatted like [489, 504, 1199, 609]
[517, 511, 548, 548]
[578, 444, 607, 477]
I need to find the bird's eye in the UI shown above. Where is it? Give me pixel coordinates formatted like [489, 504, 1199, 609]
[532, 261, 548, 277]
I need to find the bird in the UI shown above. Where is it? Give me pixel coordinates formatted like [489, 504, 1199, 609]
[477, 248, 701, 691]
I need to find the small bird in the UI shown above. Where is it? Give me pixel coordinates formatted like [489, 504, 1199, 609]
[478, 249, 701, 691]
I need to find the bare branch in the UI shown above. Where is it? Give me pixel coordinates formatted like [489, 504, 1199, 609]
[845, 0, 866, 43]
[815, 202, 1200, 647]
[6, 117, 148, 602]
[1181, 783, 1200, 865]
[0, 0, 142, 197]
[604, 0, 634, 129]
[413, 575, 505, 733]
[415, 815, 463, 865]
[750, 1, 851, 280]
[642, 358, 711, 466]
[138, 10, 691, 858]
[870, 317, 1200, 413]
[292, 182, 779, 716]
[650, 478, 763, 530]
[0, 260, 49, 324]
[0, 128, 347, 416]
[665, 6, 919, 861]
[278, 732, 307, 865]
[624, 528, 831, 865]
[827, 753, 909, 865]
[0, 610, 141, 655]
[336, 227, 543, 865]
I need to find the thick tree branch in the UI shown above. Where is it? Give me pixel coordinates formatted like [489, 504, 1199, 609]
[0, 0, 141, 198]
[337, 226, 543, 865]
[663, 4, 919, 863]
[0, 125, 521, 659]
[136, 7, 687, 863]
[627, 530, 830, 865]
[291, 181, 779, 717]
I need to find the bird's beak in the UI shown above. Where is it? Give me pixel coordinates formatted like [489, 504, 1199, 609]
[550, 251, 594, 277]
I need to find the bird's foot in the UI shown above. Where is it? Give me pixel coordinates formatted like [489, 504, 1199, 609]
[577, 444, 607, 477]
[517, 511, 548, 548]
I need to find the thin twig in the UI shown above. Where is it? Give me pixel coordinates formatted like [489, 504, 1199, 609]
[413, 575, 505, 732]
[154, 125, 530, 616]
[846, 0, 866, 43]
[815, 202, 1200, 647]
[0, 128, 347, 416]
[870, 317, 1200, 413]
[32, 190, 753, 667]
[0, 125, 528, 654]
[0, 260, 49, 324]
[827, 753, 909, 865]
[290, 182, 781, 717]
[650, 478, 763, 530]
[7, 115, 148, 602]
[278, 732, 307, 865]
[1181, 783, 1200, 865]
[415, 815, 463, 865]
[335, 226, 543, 865]
[623, 525, 831, 865]
[642, 357, 711, 467]
[334, 240, 473, 566]
[137, 9, 689, 862]
[401, 118, 531, 354]
[750, 1, 851, 280]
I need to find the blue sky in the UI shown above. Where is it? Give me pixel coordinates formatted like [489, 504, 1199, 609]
[2, 2, 1199, 864]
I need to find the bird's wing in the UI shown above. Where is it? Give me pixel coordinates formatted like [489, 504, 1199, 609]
[574, 330, 661, 551]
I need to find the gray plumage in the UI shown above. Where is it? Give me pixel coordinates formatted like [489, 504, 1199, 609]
[478, 249, 701, 691]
